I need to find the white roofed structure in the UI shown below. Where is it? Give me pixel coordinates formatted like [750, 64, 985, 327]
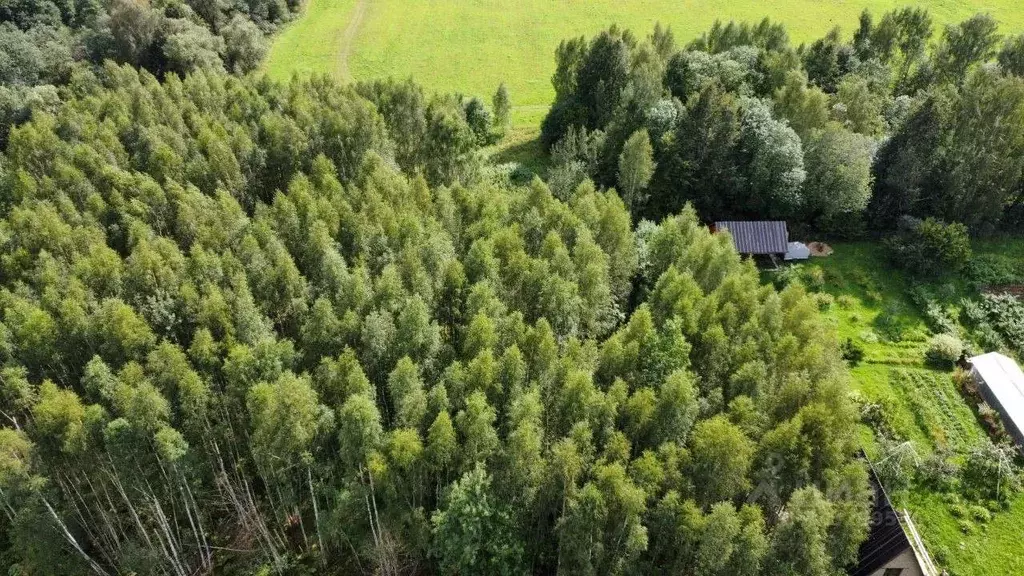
[969, 352, 1024, 448]
[784, 241, 811, 261]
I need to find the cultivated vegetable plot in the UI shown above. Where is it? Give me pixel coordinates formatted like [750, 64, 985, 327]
[889, 368, 985, 453]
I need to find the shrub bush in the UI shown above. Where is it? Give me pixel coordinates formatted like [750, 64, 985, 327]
[907, 285, 934, 308]
[858, 396, 897, 439]
[952, 367, 973, 391]
[864, 290, 883, 305]
[772, 264, 802, 289]
[957, 518, 978, 535]
[841, 338, 864, 365]
[815, 293, 835, 311]
[966, 253, 1024, 287]
[510, 164, 535, 186]
[948, 501, 969, 519]
[924, 302, 959, 335]
[926, 333, 963, 367]
[885, 216, 972, 278]
[976, 403, 1007, 441]
[969, 504, 993, 524]
[917, 452, 959, 492]
[874, 436, 919, 494]
[799, 266, 826, 291]
[959, 298, 987, 328]
[979, 294, 1024, 357]
[875, 302, 910, 341]
[976, 325, 1007, 353]
[961, 443, 1022, 502]
[936, 282, 958, 301]
[859, 330, 879, 344]
[849, 269, 871, 290]
[907, 286, 959, 334]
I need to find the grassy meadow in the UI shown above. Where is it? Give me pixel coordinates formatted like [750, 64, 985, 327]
[266, 0, 1024, 127]
[792, 241, 1024, 576]
[264, 0, 358, 80]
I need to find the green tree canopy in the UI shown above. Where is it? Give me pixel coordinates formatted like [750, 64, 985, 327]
[0, 64, 865, 575]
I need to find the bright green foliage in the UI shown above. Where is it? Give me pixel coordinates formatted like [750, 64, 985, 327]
[801, 123, 874, 230]
[773, 70, 829, 139]
[767, 487, 836, 576]
[689, 416, 754, 506]
[925, 333, 964, 367]
[832, 76, 887, 137]
[247, 372, 322, 472]
[431, 464, 524, 575]
[0, 65, 863, 575]
[617, 128, 656, 212]
[338, 393, 383, 469]
[387, 357, 428, 428]
[886, 217, 973, 277]
[540, 13, 1024, 237]
[493, 82, 512, 136]
[557, 462, 648, 574]
[0, 0, 301, 149]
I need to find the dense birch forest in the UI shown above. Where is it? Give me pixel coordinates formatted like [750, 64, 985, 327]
[0, 64, 868, 574]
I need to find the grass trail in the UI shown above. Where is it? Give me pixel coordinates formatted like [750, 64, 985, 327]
[264, 0, 359, 81]
[337, 0, 368, 80]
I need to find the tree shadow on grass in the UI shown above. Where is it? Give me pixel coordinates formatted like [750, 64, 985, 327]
[491, 135, 549, 176]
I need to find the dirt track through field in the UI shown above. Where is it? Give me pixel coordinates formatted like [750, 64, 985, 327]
[338, 0, 368, 80]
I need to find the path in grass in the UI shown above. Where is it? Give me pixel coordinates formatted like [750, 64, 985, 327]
[337, 0, 368, 80]
[264, 0, 359, 81]
[268, 0, 1024, 128]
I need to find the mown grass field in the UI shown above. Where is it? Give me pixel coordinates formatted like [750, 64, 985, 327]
[266, 0, 1024, 127]
[795, 241, 1024, 576]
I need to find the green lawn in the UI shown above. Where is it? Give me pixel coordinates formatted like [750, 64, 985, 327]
[265, 0, 358, 80]
[266, 0, 1024, 128]
[793, 241, 1024, 576]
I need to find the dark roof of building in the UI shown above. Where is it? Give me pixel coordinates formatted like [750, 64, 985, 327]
[847, 460, 913, 576]
[715, 221, 788, 255]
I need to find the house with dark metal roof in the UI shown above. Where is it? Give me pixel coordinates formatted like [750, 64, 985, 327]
[714, 221, 789, 259]
[848, 460, 937, 576]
